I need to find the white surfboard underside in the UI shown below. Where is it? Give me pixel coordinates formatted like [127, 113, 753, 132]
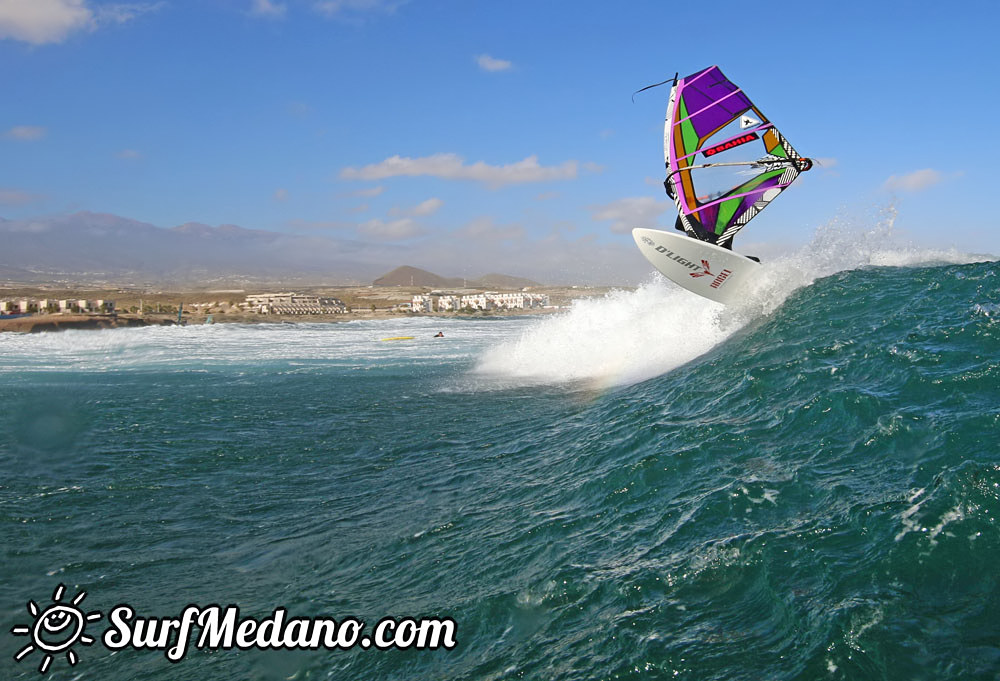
[632, 228, 762, 305]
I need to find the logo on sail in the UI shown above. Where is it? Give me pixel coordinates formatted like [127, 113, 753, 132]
[703, 132, 759, 158]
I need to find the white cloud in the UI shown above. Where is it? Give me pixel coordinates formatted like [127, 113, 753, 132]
[589, 196, 671, 234]
[250, 0, 287, 18]
[0, 0, 161, 44]
[313, 0, 405, 18]
[390, 197, 443, 217]
[810, 157, 840, 178]
[456, 216, 524, 242]
[0, 0, 93, 44]
[882, 168, 943, 193]
[476, 54, 512, 72]
[0, 188, 43, 205]
[285, 218, 354, 232]
[350, 185, 385, 198]
[96, 2, 164, 25]
[116, 148, 142, 160]
[4, 125, 47, 140]
[357, 217, 424, 241]
[273, 188, 289, 202]
[340, 153, 578, 188]
[396, 224, 643, 285]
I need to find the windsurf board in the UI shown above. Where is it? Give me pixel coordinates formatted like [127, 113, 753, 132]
[632, 228, 761, 305]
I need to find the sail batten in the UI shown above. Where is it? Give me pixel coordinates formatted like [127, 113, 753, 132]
[672, 88, 749, 129]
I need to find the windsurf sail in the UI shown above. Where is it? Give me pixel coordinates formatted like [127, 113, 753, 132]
[664, 66, 811, 248]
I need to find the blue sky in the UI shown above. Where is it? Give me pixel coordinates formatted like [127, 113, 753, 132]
[2, 0, 998, 281]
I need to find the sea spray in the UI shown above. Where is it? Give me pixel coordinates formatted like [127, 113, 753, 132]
[476, 215, 992, 389]
[474, 278, 731, 388]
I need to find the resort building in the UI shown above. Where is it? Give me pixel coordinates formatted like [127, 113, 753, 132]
[483, 292, 549, 310]
[411, 295, 434, 313]
[435, 295, 461, 311]
[245, 293, 347, 315]
[409, 291, 550, 312]
[460, 293, 493, 311]
[0, 298, 115, 314]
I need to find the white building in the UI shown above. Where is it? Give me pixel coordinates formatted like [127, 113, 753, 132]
[0, 298, 116, 314]
[460, 293, 493, 311]
[407, 291, 550, 313]
[436, 295, 461, 311]
[411, 295, 434, 313]
[245, 293, 346, 314]
[458, 291, 549, 310]
[487, 292, 549, 309]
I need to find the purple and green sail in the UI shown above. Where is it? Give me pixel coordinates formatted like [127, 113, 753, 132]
[665, 66, 810, 247]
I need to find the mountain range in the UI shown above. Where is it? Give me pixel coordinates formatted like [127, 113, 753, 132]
[0, 212, 538, 287]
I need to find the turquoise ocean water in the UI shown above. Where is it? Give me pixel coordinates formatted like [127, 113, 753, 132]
[2, 236, 999, 680]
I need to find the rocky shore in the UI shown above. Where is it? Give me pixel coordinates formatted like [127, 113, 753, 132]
[0, 314, 175, 333]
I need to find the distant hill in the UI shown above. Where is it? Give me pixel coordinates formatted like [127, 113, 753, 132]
[373, 266, 462, 288]
[0, 210, 634, 287]
[0, 211, 390, 285]
[373, 266, 541, 288]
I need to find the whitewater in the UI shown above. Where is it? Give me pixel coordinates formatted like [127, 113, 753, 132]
[1, 221, 998, 680]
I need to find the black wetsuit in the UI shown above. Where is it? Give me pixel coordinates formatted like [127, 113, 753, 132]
[668, 177, 731, 249]
[675, 214, 731, 250]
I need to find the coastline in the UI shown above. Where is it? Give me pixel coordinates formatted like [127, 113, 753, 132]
[0, 314, 170, 333]
[0, 307, 563, 333]
[0, 283, 619, 333]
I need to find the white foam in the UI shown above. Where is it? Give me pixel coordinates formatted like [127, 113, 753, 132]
[474, 208, 992, 389]
[473, 278, 732, 389]
[0, 317, 526, 373]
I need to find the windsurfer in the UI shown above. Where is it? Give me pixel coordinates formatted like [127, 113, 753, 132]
[674, 212, 728, 249]
[667, 178, 727, 247]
